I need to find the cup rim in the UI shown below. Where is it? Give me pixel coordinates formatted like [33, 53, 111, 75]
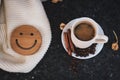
[71, 17, 98, 42]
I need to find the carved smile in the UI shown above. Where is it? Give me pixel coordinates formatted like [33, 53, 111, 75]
[16, 39, 37, 50]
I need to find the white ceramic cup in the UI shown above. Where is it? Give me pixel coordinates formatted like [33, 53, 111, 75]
[71, 17, 108, 48]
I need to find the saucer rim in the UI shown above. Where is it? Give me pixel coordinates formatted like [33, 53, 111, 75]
[61, 19, 104, 59]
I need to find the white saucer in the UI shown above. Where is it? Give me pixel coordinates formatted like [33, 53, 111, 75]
[61, 19, 104, 59]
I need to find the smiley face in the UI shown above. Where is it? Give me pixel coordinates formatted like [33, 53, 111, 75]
[10, 25, 42, 55]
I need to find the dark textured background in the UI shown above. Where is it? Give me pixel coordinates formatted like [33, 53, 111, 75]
[1, 0, 120, 80]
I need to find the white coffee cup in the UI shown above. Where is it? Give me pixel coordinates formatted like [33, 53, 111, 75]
[71, 17, 108, 48]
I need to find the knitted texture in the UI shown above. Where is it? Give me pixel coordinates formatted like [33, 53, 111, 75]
[0, 0, 51, 73]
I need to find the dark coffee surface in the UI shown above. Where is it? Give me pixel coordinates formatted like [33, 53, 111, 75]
[74, 23, 95, 41]
[0, 0, 120, 80]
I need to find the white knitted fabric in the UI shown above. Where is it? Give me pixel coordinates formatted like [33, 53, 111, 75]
[0, 0, 51, 73]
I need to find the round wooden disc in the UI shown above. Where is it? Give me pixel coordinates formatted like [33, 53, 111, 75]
[10, 25, 42, 55]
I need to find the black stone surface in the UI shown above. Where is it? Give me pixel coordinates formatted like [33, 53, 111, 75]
[1, 0, 120, 80]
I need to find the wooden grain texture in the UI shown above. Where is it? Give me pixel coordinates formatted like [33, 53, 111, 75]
[10, 25, 42, 55]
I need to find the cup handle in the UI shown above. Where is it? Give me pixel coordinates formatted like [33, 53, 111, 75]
[95, 34, 108, 43]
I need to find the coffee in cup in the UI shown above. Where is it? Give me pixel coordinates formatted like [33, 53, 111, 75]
[71, 17, 108, 48]
[74, 23, 95, 41]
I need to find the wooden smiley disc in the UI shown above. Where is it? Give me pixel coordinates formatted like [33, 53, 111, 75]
[10, 25, 42, 55]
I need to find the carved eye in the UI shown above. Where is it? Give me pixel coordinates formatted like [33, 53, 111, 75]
[30, 33, 34, 36]
[19, 32, 23, 35]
